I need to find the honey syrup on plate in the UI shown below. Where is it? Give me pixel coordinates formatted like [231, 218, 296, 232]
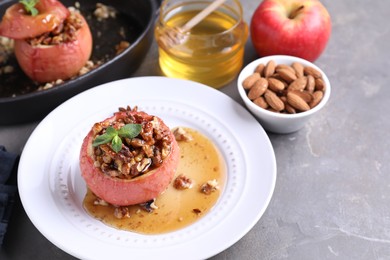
[155, 4, 248, 88]
[83, 127, 226, 234]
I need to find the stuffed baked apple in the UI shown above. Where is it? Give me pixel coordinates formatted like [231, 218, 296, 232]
[79, 106, 180, 206]
[0, 0, 92, 83]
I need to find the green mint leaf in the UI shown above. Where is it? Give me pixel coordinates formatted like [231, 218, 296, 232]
[91, 124, 140, 152]
[19, 0, 39, 16]
[118, 124, 142, 139]
[29, 5, 38, 16]
[92, 133, 114, 147]
[105, 126, 118, 136]
[92, 126, 118, 147]
[111, 135, 122, 153]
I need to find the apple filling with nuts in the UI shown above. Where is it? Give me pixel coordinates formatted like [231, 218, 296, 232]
[27, 10, 84, 46]
[79, 106, 180, 206]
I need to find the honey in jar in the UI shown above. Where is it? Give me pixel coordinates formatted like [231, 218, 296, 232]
[155, 0, 248, 88]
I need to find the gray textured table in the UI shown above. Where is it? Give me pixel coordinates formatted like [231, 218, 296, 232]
[1, 0, 390, 259]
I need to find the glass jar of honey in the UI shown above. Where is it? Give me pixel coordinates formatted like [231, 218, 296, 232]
[155, 0, 248, 88]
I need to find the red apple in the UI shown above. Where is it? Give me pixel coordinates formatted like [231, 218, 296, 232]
[0, 0, 93, 83]
[250, 0, 331, 62]
[0, 0, 69, 40]
[14, 12, 93, 83]
[79, 110, 180, 206]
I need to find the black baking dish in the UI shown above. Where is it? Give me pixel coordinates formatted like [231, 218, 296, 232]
[0, 0, 159, 125]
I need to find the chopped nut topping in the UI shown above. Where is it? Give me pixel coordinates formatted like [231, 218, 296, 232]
[173, 127, 193, 142]
[40, 83, 54, 90]
[139, 199, 158, 213]
[115, 41, 130, 54]
[94, 3, 117, 21]
[114, 206, 131, 219]
[28, 10, 84, 47]
[92, 106, 173, 180]
[94, 197, 109, 206]
[173, 174, 193, 190]
[200, 179, 219, 195]
[0, 36, 14, 75]
[78, 60, 96, 76]
[2, 65, 13, 74]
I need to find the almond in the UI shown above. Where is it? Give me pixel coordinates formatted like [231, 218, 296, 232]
[280, 96, 296, 114]
[276, 64, 295, 75]
[270, 73, 287, 85]
[268, 108, 281, 113]
[287, 92, 310, 111]
[305, 75, 315, 93]
[253, 96, 268, 109]
[315, 78, 326, 91]
[268, 78, 285, 92]
[242, 73, 260, 90]
[309, 91, 324, 108]
[304, 66, 322, 78]
[292, 62, 304, 77]
[263, 60, 276, 78]
[247, 78, 268, 100]
[254, 63, 265, 76]
[278, 68, 297, 83]
[288, 77, 307, 91]
[289, 90, 313, 103]
[264, 90, 284, 111]
[285, 103, 297, 114]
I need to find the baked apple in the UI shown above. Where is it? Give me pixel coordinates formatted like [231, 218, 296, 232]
[79, 106, 180, 206]
[0, 0, 69, 39]
[0, 0, 92, 83]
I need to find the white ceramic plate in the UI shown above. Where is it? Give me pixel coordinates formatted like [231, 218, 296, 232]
[18, 77, 276, 260]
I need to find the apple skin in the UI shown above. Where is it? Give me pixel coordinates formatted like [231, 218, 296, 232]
[250, 0, 331, 62]
[14, 12, 92, 83]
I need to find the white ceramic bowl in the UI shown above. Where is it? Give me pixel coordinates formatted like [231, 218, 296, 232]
[237, 55, 331, 134]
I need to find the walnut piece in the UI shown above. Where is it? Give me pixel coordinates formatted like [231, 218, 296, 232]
[173, 174, 193, 190]
[94, 3, 117, 21]
[173, 127, 193, 142]
[93, 197, 109, 206]
[200, 179, 219, 195]
[114, 206, 131, 219]
[116, 41, 130, 54]
[0, 36, 14, 75]
[139, 199, 158, 213]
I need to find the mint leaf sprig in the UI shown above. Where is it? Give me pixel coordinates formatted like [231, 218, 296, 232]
[92, 124, 142, 153]
[19, 0, 39, 16]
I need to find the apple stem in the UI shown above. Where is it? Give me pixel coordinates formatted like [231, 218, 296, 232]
[289, 5, 305, 19]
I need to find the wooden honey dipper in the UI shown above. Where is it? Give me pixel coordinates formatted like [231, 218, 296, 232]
[159, 0, 226, 48]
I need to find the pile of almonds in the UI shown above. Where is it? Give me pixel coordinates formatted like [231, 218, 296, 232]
[242, 60, 326, 114]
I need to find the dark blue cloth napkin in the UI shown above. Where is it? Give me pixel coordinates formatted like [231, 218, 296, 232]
[0, 146, 18, 246]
